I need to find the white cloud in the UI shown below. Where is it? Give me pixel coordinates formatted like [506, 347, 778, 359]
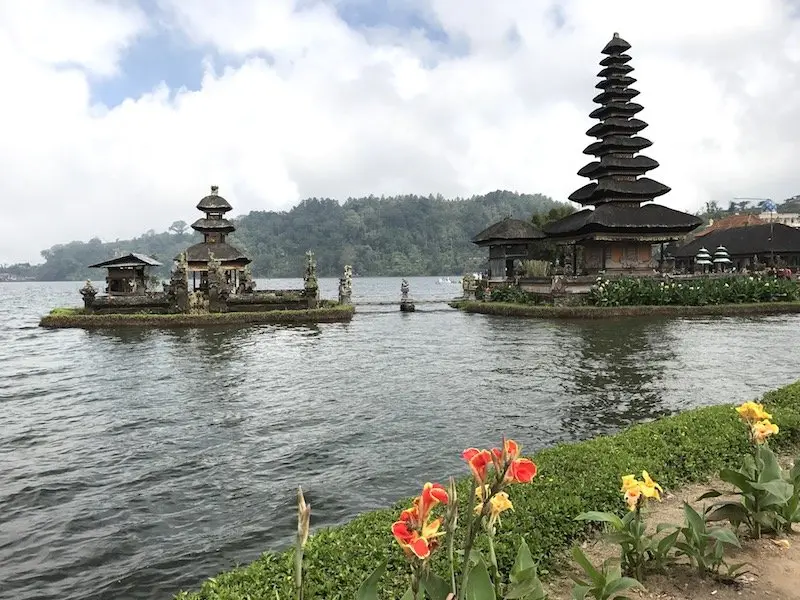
[1, 0, 799, 263]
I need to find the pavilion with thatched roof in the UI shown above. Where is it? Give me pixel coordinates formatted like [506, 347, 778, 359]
[472, 217, 546, 281]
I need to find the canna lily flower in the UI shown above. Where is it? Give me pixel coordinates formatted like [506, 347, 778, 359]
[620, 475, 638, 492]
[624, 485, 642, 511]
[474, 487, 514, 526]
[505, 457, 537, 484]
[639, 471, 663, 500]
[736, 401, 772, 423]
[418, 482, 449, 521]
[462, 448, 493, 484]
[752, 419, 779, 444]
[391, 482, 448, 561]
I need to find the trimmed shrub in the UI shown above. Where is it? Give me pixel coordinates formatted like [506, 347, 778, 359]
[174, 381, 800, 599]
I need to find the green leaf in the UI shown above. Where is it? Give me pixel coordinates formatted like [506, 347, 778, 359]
[509, 538, 535, 584]
[571, 546, 603, 588]
[356, 561, 386, 600]
[503, 571, 545, 600]
[575, 511, 624, 530]
[466, 557, 496, 600]
[708, 528, 741, 547]
[706, 502, 749, 525]
[751, 480, 794, 503]
[571, 584, 590, 600]
[719, 468, 754, 493]
[400, 589, 414, 600]
[683, 502, 705, 533]
[696, 489, 723, 501]
[758, 445, 783, 482]
[421, 570, 452, 600]
[603, 576, 643, 599]
[657, 529, 680, 554]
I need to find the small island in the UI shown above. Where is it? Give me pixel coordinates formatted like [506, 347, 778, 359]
[40, 186, 354, 329]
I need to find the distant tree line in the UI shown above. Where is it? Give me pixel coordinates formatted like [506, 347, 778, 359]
[2, 190, 574, 281]
[698, 195, 800, 223]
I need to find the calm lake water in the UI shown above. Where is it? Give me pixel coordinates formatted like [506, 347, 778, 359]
[2, 278, 799, 600]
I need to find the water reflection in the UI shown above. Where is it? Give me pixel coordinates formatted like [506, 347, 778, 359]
[561, 318, 676, 438]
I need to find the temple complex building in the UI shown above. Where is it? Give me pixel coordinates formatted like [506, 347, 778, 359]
[182, 185, 251, 291]
[543, 33, 701, 274]
[472, 218, 546, 281]
[89, 253, 161, 295]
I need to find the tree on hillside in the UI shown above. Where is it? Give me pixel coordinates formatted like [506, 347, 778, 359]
[168, 220, 188, 235]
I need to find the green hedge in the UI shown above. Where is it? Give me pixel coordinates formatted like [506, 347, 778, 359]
[39, 305, 354, 329]
[175, 380, 800, 599]
[451, 300, 800, 319]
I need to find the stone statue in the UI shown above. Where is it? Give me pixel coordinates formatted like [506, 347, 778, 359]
[79, 280, 97, 309]
[206, 252, 230, 312]
[303, 250, 319, 307]
[168, 251, 190, 313]
[400, 279, 415, 312]
[550, 275, 566, 295]
[338, 265, 352, 305]
[239, 264, 256, 293]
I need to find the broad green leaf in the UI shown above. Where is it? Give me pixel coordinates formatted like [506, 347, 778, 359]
[504, 571, 545, 599]
[751, 480, 794, 503]
[466, 557, 496, 600]
[356, 561, 386, 600]
[708, 527, 741, 547]
[696, 489, 723, 501]
[758, 445, 783, 482]
[400, 589, 414, 600]
[421, 570, 452, 600]
[789, 458, 800, 483]
[657, 529, 680, 554]
[706, 502, 749, 525]
[683, 502, 705, 533]
[571, 546, 603, 588]
[719, 468, 753, 494]
[509, 538, 535, 584]
[575, 511, 623, 530]
[571, 584, 590, 600]
[603, 576, 643, 599]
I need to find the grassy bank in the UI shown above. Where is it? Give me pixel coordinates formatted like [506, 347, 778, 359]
[175, 381, 800, 599]
[39, 305, 355, 328]
[450, 300, 800, 319]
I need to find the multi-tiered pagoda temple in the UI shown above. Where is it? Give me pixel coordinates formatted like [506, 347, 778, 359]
[544, 33, 701, 274]
[181, 185, 251, 290]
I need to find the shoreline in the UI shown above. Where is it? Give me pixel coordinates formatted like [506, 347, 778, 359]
[449, 299, 800, 319]
[174, 381, 800, 599]
[39, 306, 355, 329]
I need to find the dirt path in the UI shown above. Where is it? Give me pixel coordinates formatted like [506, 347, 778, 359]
[543, 476, 800, 599]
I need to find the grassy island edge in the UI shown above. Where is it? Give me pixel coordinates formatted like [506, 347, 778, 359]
[39, 305, 355, 328]
[449, 300, 800, 319]
[173, 380, 800, 599]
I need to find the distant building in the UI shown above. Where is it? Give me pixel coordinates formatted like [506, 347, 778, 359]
[88, 253, 162, 294]
[542, 33, 701, 274]
[673, 223, 800, 270]
[699, 214, 764, 236]
[758, 213, 800, 228]
[471, 218, 546, 281]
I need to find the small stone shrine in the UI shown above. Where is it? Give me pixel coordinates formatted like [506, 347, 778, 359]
[338, 265, 353, 305]
[400, 279, 415, 312]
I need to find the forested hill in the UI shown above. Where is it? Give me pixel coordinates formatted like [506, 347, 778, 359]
[20, 190, 566, 280]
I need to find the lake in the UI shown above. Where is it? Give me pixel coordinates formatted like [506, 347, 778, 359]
[2, 278, 798, 600]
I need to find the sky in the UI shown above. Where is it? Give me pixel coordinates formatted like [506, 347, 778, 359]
[1, 0, 799, 264]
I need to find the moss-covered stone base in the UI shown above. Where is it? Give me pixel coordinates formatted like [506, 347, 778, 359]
[39, 305, 355, 328]
[450, 300, 800, 319]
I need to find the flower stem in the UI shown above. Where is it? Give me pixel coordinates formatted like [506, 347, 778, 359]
[294, 546, 303, 600]
[457, 482, 478, 600]
[487, 530, 501, 597]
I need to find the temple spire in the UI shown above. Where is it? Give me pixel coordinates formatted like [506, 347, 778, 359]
[569, 33, 671, 207]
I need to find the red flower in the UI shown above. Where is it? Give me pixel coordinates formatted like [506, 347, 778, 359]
[505, 458, 537, 484]
[418, 482, 448, 521]
[462, 448, 492, 484]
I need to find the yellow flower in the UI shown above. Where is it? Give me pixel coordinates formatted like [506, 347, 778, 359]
[640, 471, 663, 500]
[624, 486, 641, 511]
[474, 487, 514, 526]
[620, 472, 663, 510]
[736, 401, 772, 423]
[752, 419, 779, 444]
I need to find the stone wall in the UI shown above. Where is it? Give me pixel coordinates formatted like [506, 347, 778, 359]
[88, 293, 172, 314]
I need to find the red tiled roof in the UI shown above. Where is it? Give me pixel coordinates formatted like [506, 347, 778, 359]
[695, 214, 764, 236]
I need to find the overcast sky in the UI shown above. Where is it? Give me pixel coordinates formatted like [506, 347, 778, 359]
[1, 0, 799, 264]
